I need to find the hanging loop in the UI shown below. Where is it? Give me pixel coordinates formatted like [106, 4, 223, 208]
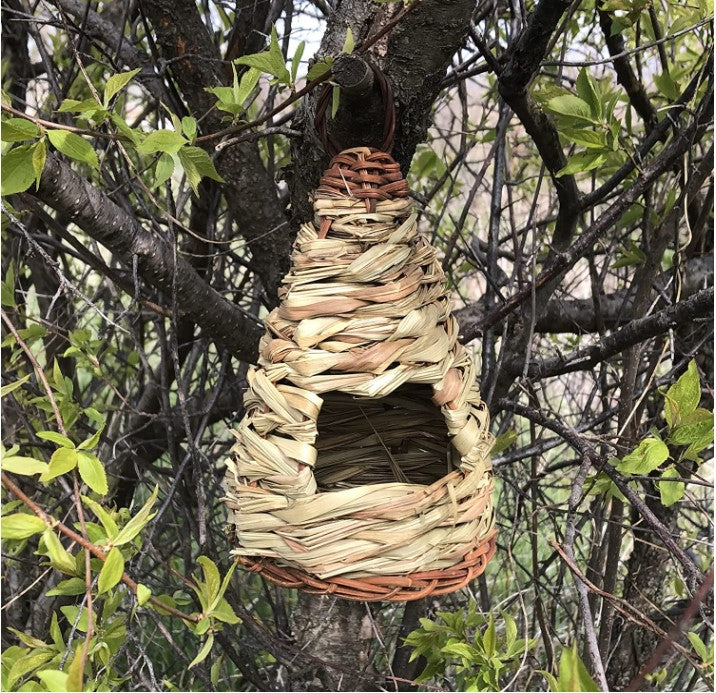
[315, 58, 396, 156]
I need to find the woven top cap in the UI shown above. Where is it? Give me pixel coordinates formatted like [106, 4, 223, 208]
[225, 146, 496, 600]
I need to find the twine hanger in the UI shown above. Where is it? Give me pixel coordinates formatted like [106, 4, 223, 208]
[314, 58, 397, 157]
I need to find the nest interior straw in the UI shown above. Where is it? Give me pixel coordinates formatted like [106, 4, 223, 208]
[224, 147, 496, 601]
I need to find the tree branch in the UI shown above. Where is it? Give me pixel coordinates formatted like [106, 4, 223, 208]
[498, 400, 707, 589]
[516, 287, 714, 379]
[139, 0, 291, 301]
[498, 0, 580, 250]
[31, 153, 262, 361]
[50, 0, 174, 105]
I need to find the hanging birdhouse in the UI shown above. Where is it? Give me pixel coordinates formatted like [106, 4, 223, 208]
[224, 143, 497, 601]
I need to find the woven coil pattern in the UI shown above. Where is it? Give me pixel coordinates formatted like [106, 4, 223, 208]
[224, 147, 496, 601]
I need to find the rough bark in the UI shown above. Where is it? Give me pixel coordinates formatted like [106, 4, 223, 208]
[289, 596, 377, 691]
[288, 0, 476, 225]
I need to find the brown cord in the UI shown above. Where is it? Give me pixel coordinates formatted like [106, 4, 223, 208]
[315, 59, 396, 157]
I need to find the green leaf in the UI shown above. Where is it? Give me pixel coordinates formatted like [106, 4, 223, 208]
[560, 128, 607, 149]
[189, 634, 214, 669]
[538, 670, 560, 691]
[65, 645, 84, 692]
[137, 129, 187, 156]
[77, 423, 105, 451]
[7, 650, 55, 688]
[613, 240, 646, 268]
[46, 577, 87, 596]
[31, 140, 46, 190]
[1, 373, 31, 396]
[47, 131, 99, 169]
[50, 612, 63, 649]
[59, 605, 93, 632]
[57, 98, 103, 114]
[98, 546, 124, 593]
[197, 556, 221, 604]
[2, 262, 16, 307]
[181, 116, 197, 143]
[77, 451, 108, 495]
[210, 654, 224, 687]
[616, 437, 669, 475]
[658, 466, 684, 506]
[306, 57, 333, 81]
[342, 27, 355, 54]
[153, 153, 174, 189]
[575, 68, 601, 119]
[211, 597, 241, 624]
[36, 670, 69, 692]
[2, 513, 46, 540]
[331, 85, 340, 119]
[137, 583, 151, 606]
[1, 118, 40, 142]
[440, 641, 474, 659]
[669, 415, 714, 460]
[206, 86, 243, 116]
[545, 95, 596, 122]
[664, 360, 701, 428]
[110, 112, 139, 145]
[491, 429, 517, 455]
[234, 26, 290, 84]
[103, 68, 141, 106]
[2, 145, 36, 195]
[557, 643, 599, 692]
[36, 431, 74, 448]
[42, 529, 77, 574]
[40, 448, 78, 482]
[556, 151, 607, 178]
[687, 631, 710, 662]
[236, 67, 261, 107]
[483, 614, 496, 656]
[291, 41, 306, 83]
[2, 454, 48, 476]
[81, 495, 118, 539]
[654, 71, 680, 100]
[177, 146, 225, 195]
[113, 485, 158, 546]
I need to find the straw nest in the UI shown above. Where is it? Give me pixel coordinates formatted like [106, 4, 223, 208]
[224, 147, 496, 601]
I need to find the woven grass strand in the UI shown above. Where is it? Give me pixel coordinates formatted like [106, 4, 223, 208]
[224, 147, 496, 601]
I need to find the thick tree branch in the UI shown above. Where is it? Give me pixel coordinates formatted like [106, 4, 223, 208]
[498, 0, 579, 250]
[456, 253, 714, 336]
[31, 153, 262, 361]
[515, 287, 714, 379]
[289, 0, 477, 224]
[140, 0, 291, 301]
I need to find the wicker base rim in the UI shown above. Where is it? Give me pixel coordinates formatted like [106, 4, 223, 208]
[238, 532, 497, 602]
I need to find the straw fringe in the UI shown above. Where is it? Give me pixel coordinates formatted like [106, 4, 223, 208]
[224, 147, 496, 600]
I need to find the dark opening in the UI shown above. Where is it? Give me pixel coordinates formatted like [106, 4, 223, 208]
[313, 383, 454, 491]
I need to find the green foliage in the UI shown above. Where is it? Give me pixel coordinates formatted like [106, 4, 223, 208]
[538, 67, 625, 177]
[46, 130, 99, 169]
[590, 360, 713, 507]
[404, 603, 535, 690]
[234, 27, 291, 85]
[539, 644, 599, 692]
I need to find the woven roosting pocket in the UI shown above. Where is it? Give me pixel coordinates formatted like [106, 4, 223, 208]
[224, 147, 497, 601]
